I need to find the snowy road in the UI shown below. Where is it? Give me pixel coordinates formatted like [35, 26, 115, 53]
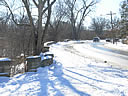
[49, 41, 128, 96]
[0, 41, 128, 96]
[72, 41, 128, 69]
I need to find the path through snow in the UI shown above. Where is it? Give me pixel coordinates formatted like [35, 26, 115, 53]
[0, 41, 128, 96]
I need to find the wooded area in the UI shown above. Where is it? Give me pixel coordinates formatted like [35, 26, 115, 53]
[0, 0, 128, 58]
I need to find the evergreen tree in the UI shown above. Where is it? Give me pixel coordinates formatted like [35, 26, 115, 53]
[120, 0, 128, 38]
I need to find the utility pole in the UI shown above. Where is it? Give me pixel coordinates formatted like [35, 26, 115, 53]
[107, 11, 116, 44]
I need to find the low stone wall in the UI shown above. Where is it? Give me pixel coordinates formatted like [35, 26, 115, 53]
[40, 52, 54, 67]
[0, 57, 27, 77]
[42, 47, 50, 53]
[0, 59, 12, 77]
[26, 54, 54, 71]
[44, 41, 57, 46]
[0, 53, 54, 77]
[40, 56, 53, 67]
[26, 56, 41, 72]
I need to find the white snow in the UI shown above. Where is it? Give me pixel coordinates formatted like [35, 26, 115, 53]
[27, 56, 40, 59]
[104, 41, 128, 51]
[40, 52, 53, 60]
[73, 42, 128, 69]
[41, 56, 52, 60]
[0, 58, 11, 61]
[0, 40, 128, 96]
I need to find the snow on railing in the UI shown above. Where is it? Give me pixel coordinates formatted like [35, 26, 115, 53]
[0, 52, 54, 76]
[0, 58, 11, 61]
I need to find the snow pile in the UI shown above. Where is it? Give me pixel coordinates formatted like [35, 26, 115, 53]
[26, 52, 53, 61]
[40, 52, 53, 61]
[44, 41, 56, 46]
[0, 58, 11, 61]
[104, 42, 128, 51]
[27, 56, 40, 59]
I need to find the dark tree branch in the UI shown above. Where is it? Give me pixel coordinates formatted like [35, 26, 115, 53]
[22, 0, 35, 28]
[32, 0, 38, 7]
[41, 0, 56, 16]
[1, 0, 30, 26]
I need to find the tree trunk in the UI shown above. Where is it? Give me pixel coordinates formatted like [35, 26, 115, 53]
[36, 0, 43, 55]
[42, 0, 52, 44]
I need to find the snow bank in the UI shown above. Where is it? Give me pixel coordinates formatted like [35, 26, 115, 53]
[27, 56, 40, 59]
[40, 52, 53, 61]
[44, 41, 56, 46]
[0, 58, 11, 61]
[104, 42, 128, 51]
[26, 54, 53, 61]
[50, 42, 128, 96]
[41, 56, 52, 60]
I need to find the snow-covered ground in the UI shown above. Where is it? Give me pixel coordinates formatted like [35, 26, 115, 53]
[104, 41, 128, 51]
[72, 41, 128, 70]
[0, 41, 128, 96]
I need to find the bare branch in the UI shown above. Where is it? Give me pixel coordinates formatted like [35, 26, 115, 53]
[22, 0, 37, 36]
[4, 1, 20, 25]
[22, 0, 34, 26]
[32, 0, 38, 7]
[42, 0, 56, 16]
[75, 7, 85, 21]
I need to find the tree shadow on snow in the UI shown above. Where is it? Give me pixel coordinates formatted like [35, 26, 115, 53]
[63, 64, 128, 95]
[87, 64, 128, 79]
[49, 61, 91, 96]
[0, 71, 48, 95]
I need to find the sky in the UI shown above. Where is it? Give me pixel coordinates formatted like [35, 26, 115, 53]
[84, 0, 123, 27]
[0, 0, 123, 28]
[95, 0, 122, 17]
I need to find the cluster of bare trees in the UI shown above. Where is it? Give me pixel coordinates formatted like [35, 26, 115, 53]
[1, 0, 127, 58]
[90, 17, 109, 36]
[89, 17, 120, 39]
[0, 18, 34, 57]
[63, 0, 97, 40]
[0, 0, 98, 57]
[0, 0, 57, 56]
[89, 0, 128, 39]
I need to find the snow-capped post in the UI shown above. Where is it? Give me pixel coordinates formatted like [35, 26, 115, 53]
[0, 58, 12, 77]
[26, 56, 41, 72]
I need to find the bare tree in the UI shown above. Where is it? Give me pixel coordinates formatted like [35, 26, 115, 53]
[49, 0, 67, 41]
[21, 0, 57, 54]
[90, 17, 108, 36]
[0, 0, 56, 55]
[64, 0, 98, 40]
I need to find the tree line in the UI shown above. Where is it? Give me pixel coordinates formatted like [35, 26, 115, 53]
[0, 0, 127, 57]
